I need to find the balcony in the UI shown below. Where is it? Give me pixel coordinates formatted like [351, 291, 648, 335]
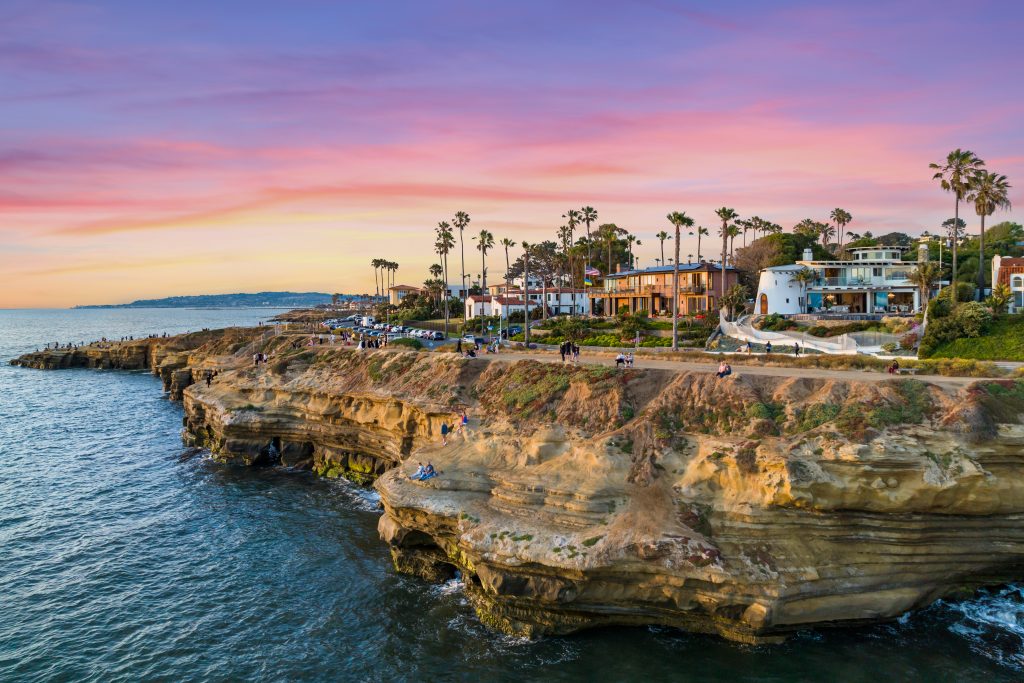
[603, 284, 706, 295]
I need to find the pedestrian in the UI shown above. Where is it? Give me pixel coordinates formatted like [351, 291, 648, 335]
[559, 341, 567, 363]
[456, 339, 463, 354]
[794, 342, 801, 357]
[765, 341, 772, 354]
[440, 422, 450, 446]
[572, 343, 580, 363]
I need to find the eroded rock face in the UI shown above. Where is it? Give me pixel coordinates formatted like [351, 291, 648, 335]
[13, 334, 1024, 643]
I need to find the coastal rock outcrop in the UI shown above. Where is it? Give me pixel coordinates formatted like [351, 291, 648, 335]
[13, 333, 1024, 644]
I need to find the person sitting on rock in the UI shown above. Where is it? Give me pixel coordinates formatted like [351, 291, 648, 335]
[716, 361, 732, 379]
[410, 462, 425, 479]
[420, 463, 437, 480]
[615, 352, 626, 368]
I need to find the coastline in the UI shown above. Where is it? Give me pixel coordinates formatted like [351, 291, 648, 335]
[11, 324, 1024, 645]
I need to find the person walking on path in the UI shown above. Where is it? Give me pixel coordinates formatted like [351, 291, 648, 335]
[793, 342, 801, 357]
[765, 341, 772, 354]
[559, 341, 567, 363]
[440, 422, 450, 446]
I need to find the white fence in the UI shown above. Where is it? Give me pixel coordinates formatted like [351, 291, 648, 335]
[719, 311, 859, 354]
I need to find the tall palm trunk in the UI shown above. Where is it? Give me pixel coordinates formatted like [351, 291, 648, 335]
[952, 199, 959, 305]
[696, 231, 702, 262]
[524, 251, 531, 345]
[442, 255, 450, 336]
[480, 249, 487, 334]
[720, 224, 728, 300]
[672, 225, 680, 351]
[459, 230, 466, 320]
[584, 220, 592, 318]
[504, 247, 511, 333]
[977, 213, 986, 301]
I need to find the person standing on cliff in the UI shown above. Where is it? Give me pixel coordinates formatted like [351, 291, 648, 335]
[440, 422, 450, 446]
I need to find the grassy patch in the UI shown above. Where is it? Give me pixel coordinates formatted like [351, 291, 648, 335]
[792, 403, 842, 432]
[930, 315, 1024, 361]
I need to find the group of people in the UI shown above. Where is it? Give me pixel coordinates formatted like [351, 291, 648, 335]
[614, 352, 635, 368]
[439, 409, 469, 446]
[252, 352, 272, 366]
[887, 359, 901, 374]
[715, 361, 733, 379]
[409, 462, 438, 481]
[558, 341, 581, 363]
[204, 369, 221, 386]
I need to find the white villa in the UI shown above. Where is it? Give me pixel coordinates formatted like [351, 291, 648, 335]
[469, 286, 589, 318]
[756, 245, 938, 316]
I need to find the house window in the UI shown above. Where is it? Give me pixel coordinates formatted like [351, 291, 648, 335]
[873, 268, 882, 277]
[785, 298, 790, 304]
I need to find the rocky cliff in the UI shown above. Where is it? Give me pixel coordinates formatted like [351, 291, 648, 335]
[12, 333, 1024, 644]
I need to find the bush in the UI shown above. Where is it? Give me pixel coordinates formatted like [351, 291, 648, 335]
[926, 297, 950, 320]
[881, 342, 898, 353]
[899, 332, 919, 349]
[757, 313, 797, 332]
[389, 337, 423, 350]
[953, 301, 993, 338]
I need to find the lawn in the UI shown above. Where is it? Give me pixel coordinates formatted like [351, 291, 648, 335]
[930, 314, 1024, 361]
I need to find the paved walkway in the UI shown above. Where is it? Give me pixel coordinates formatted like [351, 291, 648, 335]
[467, 349, 984, 390]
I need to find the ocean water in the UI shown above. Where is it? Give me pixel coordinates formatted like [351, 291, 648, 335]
[1, 308, 1021, 682]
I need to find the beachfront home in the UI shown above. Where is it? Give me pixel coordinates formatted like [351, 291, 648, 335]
[588, 263, 740, 317]
[992, 255, 1024, 313]
[755, 246, 935, 316]
[464, 295, 528, 320]
[388, 284, 422, 306]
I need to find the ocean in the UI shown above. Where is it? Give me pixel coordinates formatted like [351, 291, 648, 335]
[0, 308, 1021, 682]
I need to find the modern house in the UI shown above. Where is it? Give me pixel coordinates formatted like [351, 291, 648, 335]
[465, 288, 587, 319]
[755, 246, 936, 316]
[589, 263, 740, 317]
[992, 255, 1024, 313]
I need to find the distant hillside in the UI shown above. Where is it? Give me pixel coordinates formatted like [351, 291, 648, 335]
[75, 291, 341, 309]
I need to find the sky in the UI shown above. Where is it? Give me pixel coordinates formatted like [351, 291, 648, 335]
[1, 0, 1022, 307]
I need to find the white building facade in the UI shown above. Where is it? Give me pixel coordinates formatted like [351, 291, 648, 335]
[756, 246, 935, 316]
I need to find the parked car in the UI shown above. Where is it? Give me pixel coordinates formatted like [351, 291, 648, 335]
[429, 331, 445, 341]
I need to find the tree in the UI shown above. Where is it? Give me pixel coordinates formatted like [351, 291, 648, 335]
[475, 229, 494, 332]
[599, 223, 622, 276]
[667, 211, 695, 351]
[733, 237, 783, 288]
[435, 221, 455, 336]
[967, 170, 1012, 300]
[819, 223, 836, 247]
[693, 225, 709, 261]
[720, 283, 748, 322]
[580, 206, 597, 265]
[453, 211, 471, 318]
[371, 258, 382, 297]
[429, 263, 443, 279]
[522, 241, 533, 345]
[626, 233, 641, 269]
[715, 207, 739, 299]
[789, 267, 818, 313]
[500, 238, 516, 322]
[930, 149, 985, 305]
[908, 262, 941, 311]
[830, 208, 852, 248]
[726, 224, 741, 261]
[331, 293, 340, 306]
[656, 230, 671, 264]
[987, 283, 1012, 316]
[793, 218, 829, 242]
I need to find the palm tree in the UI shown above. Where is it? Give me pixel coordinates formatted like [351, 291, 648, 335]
[930, 149, 985, 305]
[655, 230, 671, 265]
[371, 258, 382, 298]
[908, 262, 941, 311]
[626, 234, 640, 269]
[475, 230, 494, 331]
[580, 206, 598, 265]
[557, 224, 574, 289]
[428, 263, 443, 309]
[830, 208, 852, 249]
[789, 267, 818, 313]
[453, 211, 471, 316]
[666, 211, 695, 351]
[693, 225, 709, 261]
[715, 207, 739, 299]
[600, 223, 620, 275]
[726, 224, 741, 261]
[435, 221, 455, 336]
[522, 241, 533, 344]
[967, 171, 1012, 300]
[501, 238, 516, 329]
[819, 223, 837, 248]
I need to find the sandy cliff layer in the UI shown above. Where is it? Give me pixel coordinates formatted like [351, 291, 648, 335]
[13, 334, 1024, 643]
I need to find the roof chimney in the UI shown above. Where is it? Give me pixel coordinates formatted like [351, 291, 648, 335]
[802, 248, 813, 261]
[616, 263, 622, 273]
[918, 243, 929, 263]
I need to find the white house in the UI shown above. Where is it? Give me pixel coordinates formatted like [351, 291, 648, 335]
[756, 246, 938, 316]
[465, 295, 527, 319]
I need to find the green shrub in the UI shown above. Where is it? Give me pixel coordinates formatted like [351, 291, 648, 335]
[953, 301, 993, 338]
[881, 342, 898, 353]
[389, 337, 423, 350]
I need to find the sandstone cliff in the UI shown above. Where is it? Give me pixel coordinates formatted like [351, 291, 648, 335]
[13, 334, 1024, 644]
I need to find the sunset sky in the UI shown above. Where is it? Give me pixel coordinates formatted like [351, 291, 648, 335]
[2, 0, 1022, 307]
